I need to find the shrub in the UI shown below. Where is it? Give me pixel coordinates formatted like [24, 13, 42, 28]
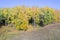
[0, 6, 60, 30]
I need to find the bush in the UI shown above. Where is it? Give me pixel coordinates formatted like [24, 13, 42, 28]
[34, 8, 54, 26]
[0, 6, 60, 30]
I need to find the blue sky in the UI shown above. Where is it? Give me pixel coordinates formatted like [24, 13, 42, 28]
[0, 0, 60, 10]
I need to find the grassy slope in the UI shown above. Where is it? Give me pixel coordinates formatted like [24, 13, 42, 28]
[0, 23, 60, 40]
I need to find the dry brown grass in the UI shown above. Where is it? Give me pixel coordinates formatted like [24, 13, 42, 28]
[0, 23, 60, 40]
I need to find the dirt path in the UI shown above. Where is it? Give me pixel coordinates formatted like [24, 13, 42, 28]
[1, 23, 60, 40]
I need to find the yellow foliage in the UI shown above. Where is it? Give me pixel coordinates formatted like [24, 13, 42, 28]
[0, 6, 60, 31]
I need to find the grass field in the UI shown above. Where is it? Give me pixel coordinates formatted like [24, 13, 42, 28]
[0, 23, 60, 40]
